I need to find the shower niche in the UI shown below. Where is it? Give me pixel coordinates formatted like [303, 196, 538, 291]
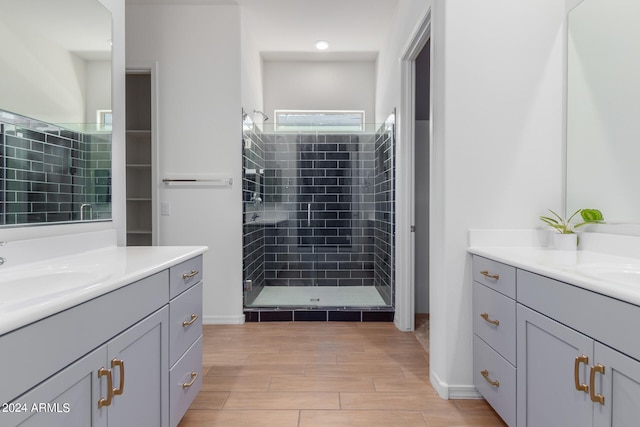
[242, 118, 395, 322]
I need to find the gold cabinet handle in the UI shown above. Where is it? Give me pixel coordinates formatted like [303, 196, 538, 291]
[589, 364, 605, 405]
[480, 313, 500, 326]
[182, 314, 199, 327]
[480, 270, 500, 280]
[182, 270, 199, 280]
[574, 355, 589, 393]
[111, 359, 125, 396]
[182, 372, 198, 388]
[480, 369, 500, 388]
[98, 368, 113, 408]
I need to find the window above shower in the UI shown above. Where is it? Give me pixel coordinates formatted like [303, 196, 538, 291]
[274, 110, 365, 132]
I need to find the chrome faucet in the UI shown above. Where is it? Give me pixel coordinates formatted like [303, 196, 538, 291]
[250, 193, 262, 205]
[0, 241, 6, 265]
[80, 204, 93, 221]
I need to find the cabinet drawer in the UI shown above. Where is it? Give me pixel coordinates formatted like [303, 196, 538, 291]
[473, 282, 516, 365]
[170, 282, 203, 366]
[473, 256, 516, 299]
[473, 335, 516, 427]
[170, 335, 203, 427]
[170, 256, 203, 299]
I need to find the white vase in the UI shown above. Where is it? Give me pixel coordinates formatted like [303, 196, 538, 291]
[553, 233, 578, 251]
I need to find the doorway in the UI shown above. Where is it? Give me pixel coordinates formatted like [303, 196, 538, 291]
[414, 40, 431, 324]
[395, 8, 431, 332]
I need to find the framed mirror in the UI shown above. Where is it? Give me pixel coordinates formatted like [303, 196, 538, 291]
[0, 0, 112, 226]
[566, 0, 640, 226]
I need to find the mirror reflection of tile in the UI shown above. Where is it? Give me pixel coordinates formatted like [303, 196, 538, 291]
[0, 110, 112, 226]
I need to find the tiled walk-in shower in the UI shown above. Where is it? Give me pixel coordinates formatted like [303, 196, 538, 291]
[242, 118, 395, 321]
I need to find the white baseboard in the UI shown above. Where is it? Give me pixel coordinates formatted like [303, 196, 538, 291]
[430, 371, 483, 400]
[203, 315, 245, 325]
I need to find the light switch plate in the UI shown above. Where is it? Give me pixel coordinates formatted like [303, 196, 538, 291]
[160, 202, 171, 216]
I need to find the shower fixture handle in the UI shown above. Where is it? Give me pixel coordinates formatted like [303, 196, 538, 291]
[307, 203, 311, 226]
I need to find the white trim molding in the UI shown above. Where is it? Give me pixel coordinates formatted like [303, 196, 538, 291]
[203, 315, 246, 325]
[430, 371, 483, 400]
[395, 8, 432, 332]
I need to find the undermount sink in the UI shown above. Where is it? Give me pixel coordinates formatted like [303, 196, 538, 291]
[0, 264, 112, 308]
[575, 263, 640, 286]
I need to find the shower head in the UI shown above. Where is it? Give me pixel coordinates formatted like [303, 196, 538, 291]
[253, 109, 269, 122]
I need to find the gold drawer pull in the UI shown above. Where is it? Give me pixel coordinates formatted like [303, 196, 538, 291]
[574, 355, 589, 393]
[182, 270, 199, 280]
[183, 372, 198, 388]
[481, 369, 500, 387]
[589, 364, 605, 405]
[98, 368, 113, 408]
[111, 359, 125, 396]
[480, 313, 500, 326]
[480, 270, 500, 280]
[182, 314, 199, 327]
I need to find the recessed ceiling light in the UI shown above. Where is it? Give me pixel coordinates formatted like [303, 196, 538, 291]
[314, 40, 330, 50]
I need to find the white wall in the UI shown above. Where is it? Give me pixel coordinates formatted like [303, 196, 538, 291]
[240, 9, 264, 117]
[263, 60, 375, 123]
[85, 60, 112, 123]
[375, 0, 432, 124]
[376, 0, 565, 397]
[0, 16, 85, 124]
[126, 4, 244, 324]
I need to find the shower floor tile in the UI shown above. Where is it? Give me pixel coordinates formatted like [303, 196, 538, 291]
[250, 286, 385, 307]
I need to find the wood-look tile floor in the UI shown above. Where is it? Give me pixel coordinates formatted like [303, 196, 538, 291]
[178, 319, 508, 427]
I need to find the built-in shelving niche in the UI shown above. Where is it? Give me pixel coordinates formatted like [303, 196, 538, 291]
[125, 72, 153, 246]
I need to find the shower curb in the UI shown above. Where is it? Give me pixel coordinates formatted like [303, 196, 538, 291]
[244, 309, 394, 322]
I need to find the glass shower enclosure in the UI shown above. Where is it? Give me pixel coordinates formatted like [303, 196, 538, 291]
[242, 115, 395, 320]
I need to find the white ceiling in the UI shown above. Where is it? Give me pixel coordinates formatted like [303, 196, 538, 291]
[3, 0, 398, 63]
[126, 0, 400, 61]
[240, 0, 399, 61]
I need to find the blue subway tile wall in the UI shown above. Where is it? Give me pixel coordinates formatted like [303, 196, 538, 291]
[242, 124, 266, 306]
[242, 123, 395, 310]
[261, 132, 376, 288]
[0, 110, 111, 225]
[373, 124, 395, 306]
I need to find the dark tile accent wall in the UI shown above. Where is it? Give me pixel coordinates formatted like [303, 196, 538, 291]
[0, 110, 111, 225]
[242, 124, 266, 305]
[262, 133, 377, 287]
[373, 124, 395, 306]
[242, 125, 395, 312]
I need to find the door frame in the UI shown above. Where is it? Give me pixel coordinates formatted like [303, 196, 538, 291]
[395, 10, 431, 332]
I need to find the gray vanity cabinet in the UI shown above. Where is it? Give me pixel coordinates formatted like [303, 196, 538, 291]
[516, 304, 593, 426]
[515, 267, 640, 427]
[591, 343, 640, 426]
[472, 254, 640, 427]
[472, 257, 517, 426]
[103, 307, 169, 427]
[517, 304, 640, 427]
[3, 307, 168, 427]
[2, 347, 107, 426]
[0, 254, 204, 427]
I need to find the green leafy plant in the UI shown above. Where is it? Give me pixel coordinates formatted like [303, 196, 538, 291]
[540, 208, 604, 234]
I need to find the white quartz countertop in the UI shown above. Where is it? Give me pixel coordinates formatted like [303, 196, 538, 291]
[468, 246, 640, 307]
[0, 245, 207, 336]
